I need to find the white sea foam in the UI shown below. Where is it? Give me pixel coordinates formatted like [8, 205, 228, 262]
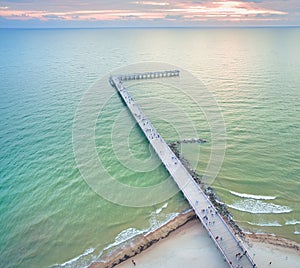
[247, 221, 282, 227]
[228, 199, 292, 214]
[294, 231, 300, 235]
[254, 231, 276, 236]
[51, 248, 95, 268]
[215, 199, 225, 205]
[155, 208, 162, 214]
[162, 202, 168, 208]
[285, 220, 300, 226]
[103, 207, 177, 254]
[155, 202, 168, 214]
[147, 212, 179, 234]
[104, 227, 145, 251]
[229, 190, 276, 200]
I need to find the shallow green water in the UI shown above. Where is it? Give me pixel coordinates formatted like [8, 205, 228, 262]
[0, 28, 299, 268]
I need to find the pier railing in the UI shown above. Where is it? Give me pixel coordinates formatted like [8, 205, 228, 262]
[116, 70, 180, 81]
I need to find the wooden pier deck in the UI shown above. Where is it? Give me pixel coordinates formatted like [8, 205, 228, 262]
[109, 71, 256, 268]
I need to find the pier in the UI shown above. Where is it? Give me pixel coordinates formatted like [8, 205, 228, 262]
[109, 71, 256, 268]
[118, 70, 180, 81]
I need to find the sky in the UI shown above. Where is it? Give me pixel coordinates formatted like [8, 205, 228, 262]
[0, 0, 299, 28]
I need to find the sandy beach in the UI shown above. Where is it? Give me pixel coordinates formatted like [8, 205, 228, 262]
[116, 220, 300, 268]
[89, 210, 300, 268]
[116, 220, 227, 268]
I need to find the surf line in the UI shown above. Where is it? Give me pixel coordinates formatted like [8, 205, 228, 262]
[109, 70, 256, 268]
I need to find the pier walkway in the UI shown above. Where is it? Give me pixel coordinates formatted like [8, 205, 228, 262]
[109, 71, 256, 268]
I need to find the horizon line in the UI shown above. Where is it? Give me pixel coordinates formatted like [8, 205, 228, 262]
[1, 25, 300, 30]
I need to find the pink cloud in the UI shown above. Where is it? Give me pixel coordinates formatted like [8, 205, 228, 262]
[171, 1, 287, 17]
[131, 1, 170, 6]
[0, 1, 288, 23]
[0, 8, 166, 21]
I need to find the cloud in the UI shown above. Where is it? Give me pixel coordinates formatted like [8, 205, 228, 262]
[131, 1, 170, 6]
[241, 0, 263, 3]
[165, 14, 183, 19]
[0, 0, 297, 27]
[42, 14, 63, 19]
[120, 14, 141, 21]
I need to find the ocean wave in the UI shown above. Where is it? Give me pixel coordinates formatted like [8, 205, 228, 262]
[285, 220, 300, 226]
[51, 248, 95, 268]
[148, 212, 179, 233]
[294, 231, 300, 235]
[215, 199, 225, 205]
[254, 231, 276, 236]
[155, 202, 168, 214]
[98, 211, 181, 264]
[229, 190, 276, 200]
[227, 199, 292, 214]
[247, 221, 282, 227]
[104, 208, 178, 254]
[104, 227, 146, 251]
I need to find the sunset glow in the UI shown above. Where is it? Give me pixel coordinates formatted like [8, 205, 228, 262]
[0, 0, 298, 27]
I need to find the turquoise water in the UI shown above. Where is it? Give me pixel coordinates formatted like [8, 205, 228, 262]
[0, 28, 299, 267]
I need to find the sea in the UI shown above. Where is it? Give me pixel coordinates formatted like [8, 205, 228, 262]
[0, 27, 299, 268]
